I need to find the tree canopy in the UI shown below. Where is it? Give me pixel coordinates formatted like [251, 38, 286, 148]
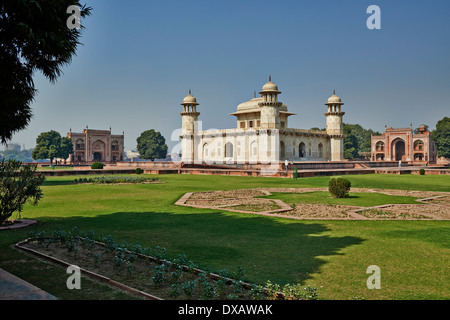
[0, 0, 91, 144]
[343, 123, 381, 159]
[431, 117, 450, 158]
[136, 130, 168, 161]
[32, 130, 73, 164]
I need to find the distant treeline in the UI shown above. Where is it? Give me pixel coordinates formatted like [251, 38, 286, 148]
[0, 144, 34, 162]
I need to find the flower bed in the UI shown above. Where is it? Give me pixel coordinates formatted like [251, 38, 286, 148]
[18, 228, 319, 300]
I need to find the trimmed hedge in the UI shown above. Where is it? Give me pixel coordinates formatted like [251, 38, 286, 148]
[91, 162, 104, 169]
[72, 176, 159, 184]
[328, 177, 351, 198]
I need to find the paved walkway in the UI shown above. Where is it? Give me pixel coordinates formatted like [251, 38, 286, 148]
[0, 268, 57, 300]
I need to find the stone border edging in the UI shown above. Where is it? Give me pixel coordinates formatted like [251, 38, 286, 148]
[14, 237, 284, 300]
[14, 238, 163, 301]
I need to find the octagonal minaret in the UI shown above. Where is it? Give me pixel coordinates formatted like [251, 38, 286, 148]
[325, 90, 345, 161]
[258, 76, 283, 129]
[180, 90, 200, 163]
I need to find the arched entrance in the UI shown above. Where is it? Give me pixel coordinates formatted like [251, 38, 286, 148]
[225, 142, 233, 158]
[92, 139, 106, 162]
[280, 141, 286, 159]
[392, 139, 405, 161]
[93, 152, 102, 162]
[318, 143, 324, 158]
[250, 141, 258, 159]
[299, 142, 305, 158]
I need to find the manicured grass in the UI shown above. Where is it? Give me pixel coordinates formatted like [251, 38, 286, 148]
[0, 173, 449, 300]
[262, 191, 421, 207]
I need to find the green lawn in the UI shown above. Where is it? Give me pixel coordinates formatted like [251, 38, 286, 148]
[0, 173, 449, 300]
[262, 191, 421, 207]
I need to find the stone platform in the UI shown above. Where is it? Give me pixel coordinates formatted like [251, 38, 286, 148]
[34, 161, 449, 178]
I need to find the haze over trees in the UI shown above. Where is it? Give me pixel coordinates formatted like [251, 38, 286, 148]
[0, 144, 33, 162]
[0, 0, 91, 144]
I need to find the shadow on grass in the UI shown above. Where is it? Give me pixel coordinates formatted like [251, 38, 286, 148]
[27, 209, 365, 285]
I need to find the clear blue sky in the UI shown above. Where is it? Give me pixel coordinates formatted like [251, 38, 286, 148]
[7, 0, 450, 152]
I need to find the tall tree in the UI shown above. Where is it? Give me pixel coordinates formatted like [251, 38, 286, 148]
[59, 137, 74, 164]
[343, 123, 381, 157]
[32, 130, 73, 164]
[343, 131, 359, 159]
[431, 117, 450, 158]
[0, 0, 92, 144]
[136, 130, 168, 161]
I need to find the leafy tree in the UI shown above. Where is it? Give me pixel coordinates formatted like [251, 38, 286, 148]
[343, 127, 359, 160]
[32, 130, 73, 164]
[0, 159, 45, 225]
[431, 117, 450, 158]
[136, 130, 168, 161]
[59, 137, 74, 164]
[0, 0, 92, 144]
[343, 123, 381, 158]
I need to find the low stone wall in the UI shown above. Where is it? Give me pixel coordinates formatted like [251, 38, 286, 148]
[36, 169, 137, 176]
[114, 161, 176, 168]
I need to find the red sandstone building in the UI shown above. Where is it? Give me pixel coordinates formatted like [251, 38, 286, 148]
[67, 127, 125, 164]
[371, 124, 436, 164]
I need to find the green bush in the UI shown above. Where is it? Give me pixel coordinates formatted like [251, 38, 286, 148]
[91, 162, 104, 169]
[419, 168, 425, 175]
[135, 168, 143, 175]
[328, 177, 351, 198]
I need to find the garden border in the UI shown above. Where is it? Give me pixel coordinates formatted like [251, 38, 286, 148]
[175, 188, 450, 220]
[14, 237, 283, 300]
[14, 237, 163, 300]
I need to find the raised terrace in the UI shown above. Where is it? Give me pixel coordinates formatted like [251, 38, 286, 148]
[32, 161, 449, 177]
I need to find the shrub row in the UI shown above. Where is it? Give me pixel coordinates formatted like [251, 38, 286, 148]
[72, 176, 159, 184]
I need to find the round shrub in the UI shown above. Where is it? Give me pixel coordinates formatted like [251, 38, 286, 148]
[136, 168, 143, 175]
[419, 168, 425, 175]
[91, 162, 104, 169]
[328, 177, 351, 198]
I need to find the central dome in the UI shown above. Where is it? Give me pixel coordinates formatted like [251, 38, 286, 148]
[236, 96, 288, 112]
